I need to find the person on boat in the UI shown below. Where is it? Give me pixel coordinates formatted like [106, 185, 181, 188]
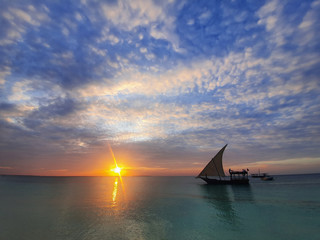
[242, 169, 248, 175]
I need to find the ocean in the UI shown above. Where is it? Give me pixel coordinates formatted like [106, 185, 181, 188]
[0, 174, 319, 240]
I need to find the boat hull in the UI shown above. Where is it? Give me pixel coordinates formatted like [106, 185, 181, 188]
[200, 177, 249, 185]
[261, 176, 274, 181]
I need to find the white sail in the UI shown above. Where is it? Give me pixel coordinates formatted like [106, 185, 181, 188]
[197, 144, 227, 178]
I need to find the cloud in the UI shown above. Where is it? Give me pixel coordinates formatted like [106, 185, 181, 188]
[0, 166, 13, 169]
[0, 102, 17, 112]
[229, 157, 320, 174]
[100, 0, 181, 51]
[8, 80, 33, 102]
[297, 0, 320, 47]
[0, 5, 49, 45]
[35, 97, 82, 118]
[0, 66, 10, 86]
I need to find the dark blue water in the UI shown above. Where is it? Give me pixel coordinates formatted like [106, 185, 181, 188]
[0, 174, 319, 240]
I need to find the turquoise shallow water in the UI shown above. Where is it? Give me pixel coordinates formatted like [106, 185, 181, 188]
[0, 174, 319, 240]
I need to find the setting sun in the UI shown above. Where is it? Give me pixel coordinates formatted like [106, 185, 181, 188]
[111, 167, 121, 174]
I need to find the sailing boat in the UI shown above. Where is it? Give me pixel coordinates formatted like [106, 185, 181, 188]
[251, 169, 265, 178]
[196, 144, 249, 185]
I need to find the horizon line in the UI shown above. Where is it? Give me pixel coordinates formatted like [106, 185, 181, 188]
[1, 173, 320, 178]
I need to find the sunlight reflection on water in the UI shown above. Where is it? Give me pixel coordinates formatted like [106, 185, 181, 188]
[112, 177, 118, 205]
[109, 176, 126, 210]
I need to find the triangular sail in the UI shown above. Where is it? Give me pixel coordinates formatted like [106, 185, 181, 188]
[197, 144, 227, 178]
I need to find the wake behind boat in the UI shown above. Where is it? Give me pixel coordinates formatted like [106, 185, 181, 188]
[196, 144, 249, 185]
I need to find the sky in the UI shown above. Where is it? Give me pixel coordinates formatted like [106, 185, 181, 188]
[0, 0, 320, 176]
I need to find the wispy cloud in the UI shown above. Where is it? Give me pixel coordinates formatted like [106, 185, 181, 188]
[0, 166, 13, 169]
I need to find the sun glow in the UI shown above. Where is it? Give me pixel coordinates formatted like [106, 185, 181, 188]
[111, 166, 121, 174]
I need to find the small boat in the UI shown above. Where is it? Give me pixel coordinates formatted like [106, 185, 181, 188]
[251, 169, 274, 181]
[196, 144, 249, 185]
[251, 169, 267, 178]
[261, 175, 274, 181]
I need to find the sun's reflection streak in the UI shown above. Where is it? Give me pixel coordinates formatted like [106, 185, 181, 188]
[112, 177, 118, 205]
[111, 176, 127, 207]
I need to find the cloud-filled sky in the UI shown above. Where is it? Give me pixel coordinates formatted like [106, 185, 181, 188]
[0, 0, 320, 176]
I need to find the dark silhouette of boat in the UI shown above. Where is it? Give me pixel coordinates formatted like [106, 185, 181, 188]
[251, 169, 274, 181]
[196, 144, 249, 185]
[251, 170, 266, 178]
[261, 175, 274, 181]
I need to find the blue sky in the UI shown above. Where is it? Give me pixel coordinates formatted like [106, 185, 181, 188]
[0, 0, 320, 176]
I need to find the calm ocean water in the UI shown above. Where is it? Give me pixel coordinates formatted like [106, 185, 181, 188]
[0, 174, 319, 240]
